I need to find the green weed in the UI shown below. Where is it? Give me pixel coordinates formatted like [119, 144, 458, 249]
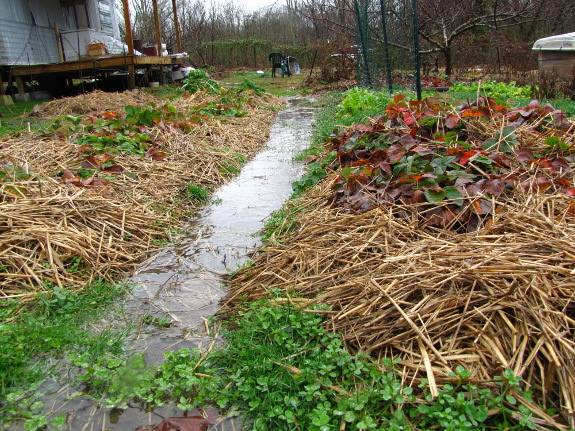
[0, 280, 130, 426]
[184, 182, 209, 202]
[182, 69, 222, 94]
[261, 203, 303, 244]
[0, 101, 50, 137]
[291, 161, 327, 195]
[62, 298, 536, 431]
[450, 80, 533, 100]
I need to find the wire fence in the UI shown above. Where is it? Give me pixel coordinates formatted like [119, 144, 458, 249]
[353, 0, 421, 98]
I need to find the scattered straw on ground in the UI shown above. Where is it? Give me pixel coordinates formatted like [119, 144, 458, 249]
[222, 173, 575, 429]
[29, 90, 161, 118]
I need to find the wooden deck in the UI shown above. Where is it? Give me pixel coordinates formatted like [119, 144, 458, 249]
[9, 54, 183, 94]
[11, 55, 179, 76]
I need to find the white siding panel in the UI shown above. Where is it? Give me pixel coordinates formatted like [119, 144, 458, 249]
[29, 0, 62, 27]
[0, 19, 60, 65]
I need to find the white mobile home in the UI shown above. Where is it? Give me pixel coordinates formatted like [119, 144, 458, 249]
[0, 0, 122, 66]
[0, 0, 183, 97]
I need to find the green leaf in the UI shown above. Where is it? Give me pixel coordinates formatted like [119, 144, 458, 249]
[506, 394, 517, 405]
[444, 186, 462, 201]
[341, 166, 353, 180]
[125, 105, 136, 117]
[343, 411, 357, 422]
[424, 188, 446, 203]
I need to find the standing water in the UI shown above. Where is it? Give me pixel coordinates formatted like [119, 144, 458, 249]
[21, 97, 317, 430]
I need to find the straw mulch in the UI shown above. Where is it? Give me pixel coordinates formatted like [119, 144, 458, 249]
[222, 174, 575, 429]
[1, 91, 285, 299]
[29, 90, 162, 118]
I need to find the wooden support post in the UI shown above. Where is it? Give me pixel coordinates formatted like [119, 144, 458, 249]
[0, 73, 5, 96]
[54, 23, 64, 62]
[120, 0, 136, 90]
[152, 0, 164, 85]
[15, 76, 25, 95]
[152, 0, 163, 57]
[171, 0, 182, 53]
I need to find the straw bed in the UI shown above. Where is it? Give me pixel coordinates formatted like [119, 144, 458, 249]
[223, 174, 575, 428]
[1, 91, 284, 299]
[29, 90, 162, 117]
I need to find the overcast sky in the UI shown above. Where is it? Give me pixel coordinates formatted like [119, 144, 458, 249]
[239, 0, 283, 12]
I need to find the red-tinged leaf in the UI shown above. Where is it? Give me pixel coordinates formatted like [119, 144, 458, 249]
[473, 199, 493, 215]
[412, 146, 434, 155]
[527, 100, 540, 109]
[423, 207, 456, 227]
[460, 108, 483, 118]
[145, 148, 167, 161]
[568, 201, 575, 215]
[484, 179, 505, 196]
[402, 189, 426, 205]
[556, 178, 573, 188]
[387, 145, 406, 163]
[514, 149, 534, 163]
[396, 174, 417, 184]
[402, 112, 416, 126]
[354, 123, 374, 132]
[455, 177, 474, 187]
[394, 94, 407, 103]
[463, 183, 482, 198]
[304, 155, 318, 164]
[82, 177, 110, 188]
[534, 176, 553, 191]
[61, 169, 79, 185]
[537, 158, 554, 170]
[488, 153, 510, 167]
[77, 145, 93, 152]
[421, 173, 438, 179]
[550, 157, 571, 173]
[445, 114, 459, 129]
[351, 159, 370, 167]
[377, 162, 392, 177]
[459, 151, 477, 165]
[552, 110, 571, 130]
[103, 165, 123, 173]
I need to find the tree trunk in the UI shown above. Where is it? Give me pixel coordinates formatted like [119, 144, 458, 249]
[443, 47, 452, 76]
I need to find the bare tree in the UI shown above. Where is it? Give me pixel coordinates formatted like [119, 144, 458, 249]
[414, 0, 545, 74]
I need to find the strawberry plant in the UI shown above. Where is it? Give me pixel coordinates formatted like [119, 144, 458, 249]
[321, 95, 574, 231]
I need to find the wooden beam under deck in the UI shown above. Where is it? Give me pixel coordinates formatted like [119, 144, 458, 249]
[11, 55, 180, 77]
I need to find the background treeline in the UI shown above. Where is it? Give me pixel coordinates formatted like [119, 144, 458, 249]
[124, 0, 575, 77]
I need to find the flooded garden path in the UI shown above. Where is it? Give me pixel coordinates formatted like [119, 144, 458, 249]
[30, 96, 316, 430]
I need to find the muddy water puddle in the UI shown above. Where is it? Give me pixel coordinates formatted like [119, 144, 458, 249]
[15, 97, 316, 431]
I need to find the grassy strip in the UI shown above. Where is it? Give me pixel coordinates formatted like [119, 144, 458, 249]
[60, 297, 535, 431]
[0, 280, 131, 428]
[0, 101, 51, 137]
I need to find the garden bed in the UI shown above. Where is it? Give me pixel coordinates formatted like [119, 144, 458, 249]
[1, 88, 284, 300]
[222, 94, 575, 428]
